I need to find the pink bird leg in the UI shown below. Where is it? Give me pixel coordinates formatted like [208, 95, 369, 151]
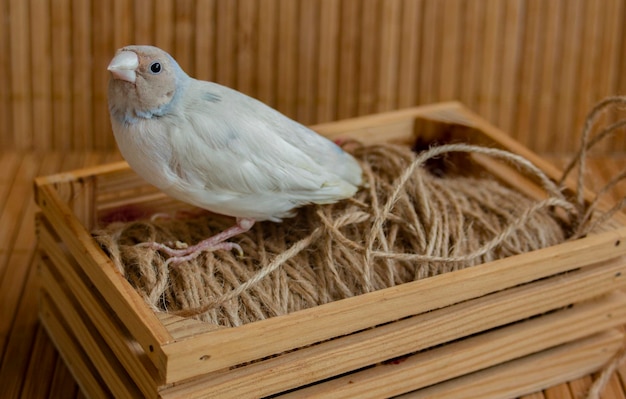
[137, 217, 255, 265]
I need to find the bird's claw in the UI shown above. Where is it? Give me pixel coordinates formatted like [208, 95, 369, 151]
[136, 240, 244, 265]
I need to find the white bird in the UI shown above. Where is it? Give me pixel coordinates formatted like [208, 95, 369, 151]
[107, 45, 362, 264]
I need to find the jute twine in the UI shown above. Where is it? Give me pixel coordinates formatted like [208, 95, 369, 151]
[94, 143, 574, 325]
[94, 96, 626, 397]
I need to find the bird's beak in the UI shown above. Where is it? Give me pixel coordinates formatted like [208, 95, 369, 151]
[107, 51, 139, 83]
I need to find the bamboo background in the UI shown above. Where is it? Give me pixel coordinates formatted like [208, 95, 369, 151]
[1, 0, 625, 154]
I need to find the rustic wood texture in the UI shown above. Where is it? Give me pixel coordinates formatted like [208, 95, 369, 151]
[1, 0, 625, 153]
[1, 151, 626, 398]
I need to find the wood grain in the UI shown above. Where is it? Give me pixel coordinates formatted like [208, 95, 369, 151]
[399, 330, 624, 399]
[2, 0, 626, 153]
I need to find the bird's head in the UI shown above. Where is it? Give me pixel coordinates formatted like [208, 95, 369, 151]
[107, 45, 189, 123]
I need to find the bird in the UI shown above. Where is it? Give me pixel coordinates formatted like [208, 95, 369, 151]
[107, 45, 363, 264]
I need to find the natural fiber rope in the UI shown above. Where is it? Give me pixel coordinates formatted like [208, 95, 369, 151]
[94, 142, 574, 326]
[586, 340, 626, 399]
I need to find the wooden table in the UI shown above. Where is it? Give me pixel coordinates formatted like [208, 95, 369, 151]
[1, 151, 626, 399]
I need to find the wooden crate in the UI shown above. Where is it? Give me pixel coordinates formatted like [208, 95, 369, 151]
[35, 102, 626, 399]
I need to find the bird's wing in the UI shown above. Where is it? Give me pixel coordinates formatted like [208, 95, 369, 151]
[166, 81, 358, 203]
[196, 82, 361, 184]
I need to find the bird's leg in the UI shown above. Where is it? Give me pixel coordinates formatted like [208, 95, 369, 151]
[137, 217, 255, 265]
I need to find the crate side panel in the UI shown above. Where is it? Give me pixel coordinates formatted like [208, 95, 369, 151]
[400, 329, 624, 399]
[35, 185, 173, 371]
[161, 230, 626, 383]
[37, 216, 164, 391]
[278, 293, 626, 398]
[159, 260, 626, 397]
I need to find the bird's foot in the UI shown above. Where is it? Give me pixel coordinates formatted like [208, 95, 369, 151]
[136, 239, 243, 265]
[135, 217, 255, 265]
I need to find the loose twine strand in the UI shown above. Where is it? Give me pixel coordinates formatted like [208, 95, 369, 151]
[562, 96, 626, 399]
[94, 97, 626, 397]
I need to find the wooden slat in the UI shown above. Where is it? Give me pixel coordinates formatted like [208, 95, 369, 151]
[72, 0, 93, 150]
[597, 0, 624, 154]
[153, 0, 174, 52]
[37, 220, 161, 397]
[112, 0, 133, 50]
[496, 0, 524, 135]
[50, 0, 72, 150]
[173, 0, 194, 76]
[296, 0, 318, 125]
[476, 0, 503, 124]
[416, 0, 439, 106]
[0, 0, 12, 150]
[618, 3, 626, 156]
[457, 0, 481, 109]
[193, 0, 215, 82]
[399, 329, 624, 399]
[214, 0, 236, 89]
[357, 0, 381, 116]
[276, 0, 298, 119]
[534, 0, 563, 153]
[91, 0, 113, 150]
[436, 0, 460, 102]
[133, 0, 154, 45]
[513, 0, 543, 150]
[376, 0, 401, 112]
[336, 0, 360, 120]
[280, 292, 626, 398]
[236, 0, 258, 98]
[30, 0, 52, 150]
[316, 0, 340, 122]
[8, 0, 32, 150]
[255, 0, 277, 108]
[156, 313, 225, 340]
[396, 0, 422, 110]
[552, 0, 584, 154]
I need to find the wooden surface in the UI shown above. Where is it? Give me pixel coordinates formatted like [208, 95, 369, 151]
[0, 151, 626, 398]
[1, 0, 626, 153]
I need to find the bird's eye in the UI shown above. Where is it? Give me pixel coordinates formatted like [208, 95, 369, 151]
[149, 62, 162, 74]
